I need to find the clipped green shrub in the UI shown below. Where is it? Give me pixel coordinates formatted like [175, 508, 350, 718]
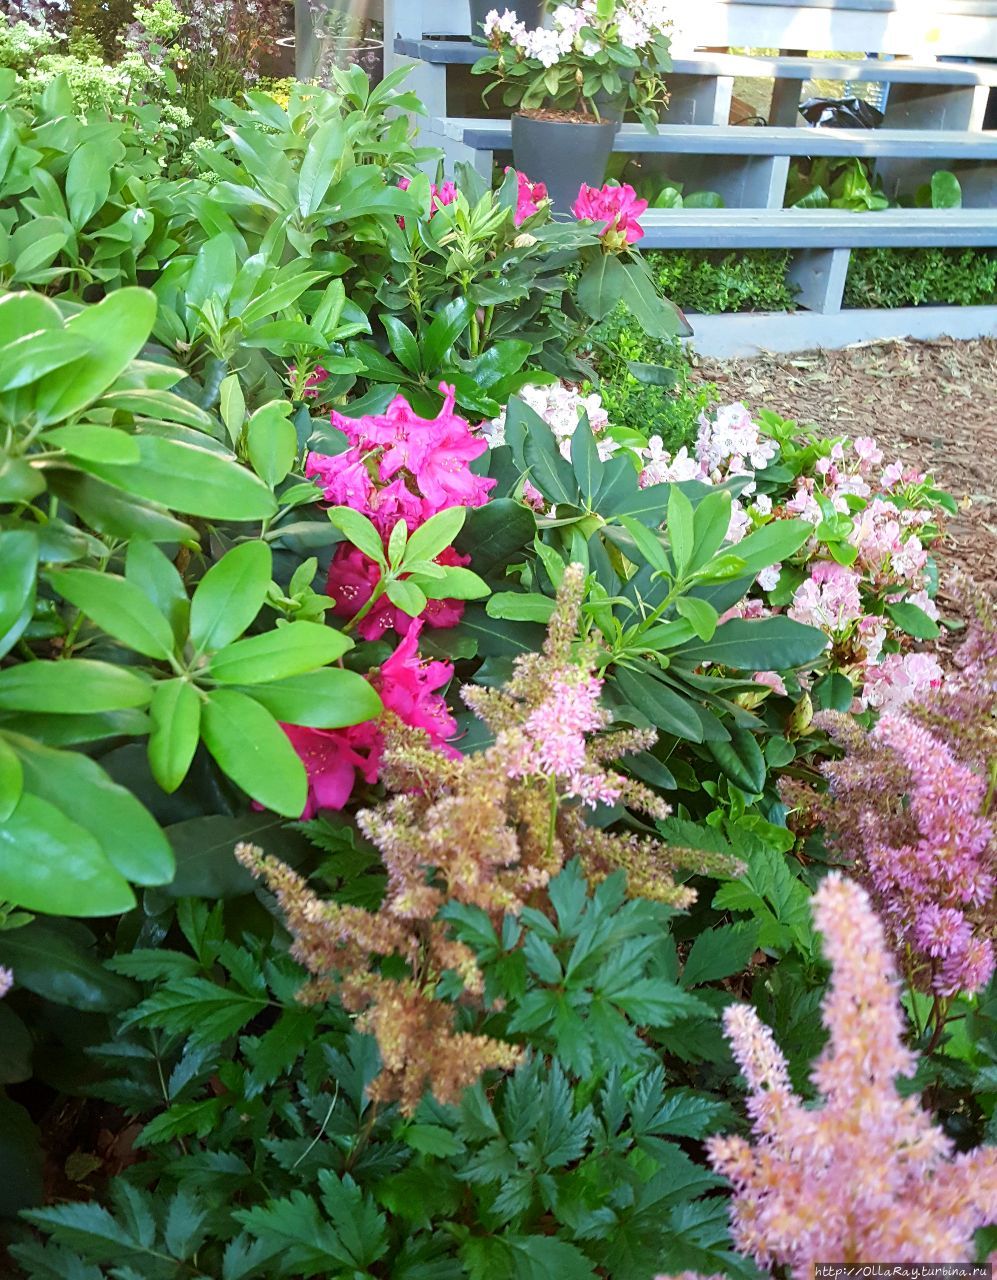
[584, 306, 718, 453]
[845, 247, 997, 309]
[647, 248, 798, 314]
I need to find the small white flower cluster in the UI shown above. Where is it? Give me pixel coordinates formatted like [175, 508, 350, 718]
[484, 0, 669, 69]
[485, 383, 617, 462]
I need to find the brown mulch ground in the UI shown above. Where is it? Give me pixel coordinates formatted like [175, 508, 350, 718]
[692, 337, 997, 608]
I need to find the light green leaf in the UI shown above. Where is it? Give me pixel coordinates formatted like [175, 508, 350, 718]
[403, 506, 467, 566]
[0, 793, 134, 916]
[420, 566, 490, 601]
[247, 401, 297, 488]
[48, 568, 175, 660]
[201, 689, 307, 817]
[384, 577, 427, 617]
[149, 679, 202, 794]
[327, 507, 386, 565]
[667, 484, 695, 576]
[0, 660, 151, 713]
[207, 622, 351, 685]
[674, 595, 718, 642]
[40, 424, 141, 466]
[190, 542, 273, 653]
[0, 735, 23, 823]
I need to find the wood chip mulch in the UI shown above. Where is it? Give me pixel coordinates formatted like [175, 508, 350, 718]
[692, 336, 997, 611]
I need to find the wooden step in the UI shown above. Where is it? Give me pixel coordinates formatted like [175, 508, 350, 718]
[637, 207, 997, 248]
[395, 38, 997, 86]
[444, 118, 997, 160]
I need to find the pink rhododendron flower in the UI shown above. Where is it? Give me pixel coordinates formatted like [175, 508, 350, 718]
[283, 622, 458, 817]
[572, 182, 647, 245]
[397, 175, 458, 225]
[506, 167, 547, 225]
[307, 388, 494, 639]
[315, 387, 494, 531]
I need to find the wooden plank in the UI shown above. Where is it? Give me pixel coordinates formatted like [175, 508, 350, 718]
[638, 208, 997, 248]
[686, 304, 997, 356]
[395, 40, 997, 86]
[449, 118, 997, 159]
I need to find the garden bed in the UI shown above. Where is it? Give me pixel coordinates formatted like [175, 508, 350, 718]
[1, 4, 996, 1277]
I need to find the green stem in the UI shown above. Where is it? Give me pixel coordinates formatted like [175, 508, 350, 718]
[545, 775, 558, 860]
[343, 577, 388, 635]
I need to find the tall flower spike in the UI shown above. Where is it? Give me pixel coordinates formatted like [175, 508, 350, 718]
[697, 874, 997, 1278]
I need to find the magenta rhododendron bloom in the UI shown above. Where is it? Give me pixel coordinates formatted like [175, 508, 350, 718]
[327, 544, 471, 642]
[397, 175, 458, 224]
[572, 182, 647, 245]
[505, 167, 547, 225]
[282, 621, 458, 817]
[306, 387, 495, 639]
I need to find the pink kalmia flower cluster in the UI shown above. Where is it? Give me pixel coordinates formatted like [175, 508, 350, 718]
[283, 621, 459, 818]
[0, 966, 12, 999]
[572, 182, 648, 246]
[659, 875, 997, 1280]
[307, 387, 495, 643]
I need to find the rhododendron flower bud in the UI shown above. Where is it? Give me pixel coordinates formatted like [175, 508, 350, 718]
[572, 182, 647, 245]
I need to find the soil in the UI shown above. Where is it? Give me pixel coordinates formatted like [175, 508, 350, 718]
[515, 108, 609, 124]
[690, 337, 997, 609]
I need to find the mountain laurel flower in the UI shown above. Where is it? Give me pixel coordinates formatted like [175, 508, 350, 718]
[572, 183, 647, 246]
[700, 874, 997, 1278]
[789, 561, 863, 634]
[0, 966, 12, 999]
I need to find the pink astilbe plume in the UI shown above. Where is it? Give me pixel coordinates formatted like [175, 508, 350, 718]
[692, 875, 997, 1278]
[241, 566, 742, 1113]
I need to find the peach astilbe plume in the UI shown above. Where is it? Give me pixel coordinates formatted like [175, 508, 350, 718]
[660, 874, 997, 1280]
[237, 564, 740, 1113]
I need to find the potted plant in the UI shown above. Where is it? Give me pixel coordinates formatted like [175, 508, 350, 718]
[472, 1, 673, 209]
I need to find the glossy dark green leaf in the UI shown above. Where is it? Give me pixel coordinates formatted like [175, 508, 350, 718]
[523, 417, 579, 507]
[247, 401, 298, 488]
[674, 616, 828, 672]
[614, 667, 704, 742]
[0, 920, 138, 1010]
[886, 600, 940, 640]
[570, 413, 601, 506]
[163, 812, 313, 898]
[708, 727, 766, 794]
[454, 499, 536, 577]
[422, 297, 472, 371]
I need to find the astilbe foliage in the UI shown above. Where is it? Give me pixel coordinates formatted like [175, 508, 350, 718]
[237, 565, 740, 1113]
[658, 874, 997, 1280]
[784, 582, 996, 997]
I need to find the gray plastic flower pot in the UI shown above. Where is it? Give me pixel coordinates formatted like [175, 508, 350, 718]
[468, 0, 545, 36]
[510, 114, 616, 214]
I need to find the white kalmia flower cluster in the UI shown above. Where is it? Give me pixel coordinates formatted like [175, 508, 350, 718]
[484, 0, 670, 69]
